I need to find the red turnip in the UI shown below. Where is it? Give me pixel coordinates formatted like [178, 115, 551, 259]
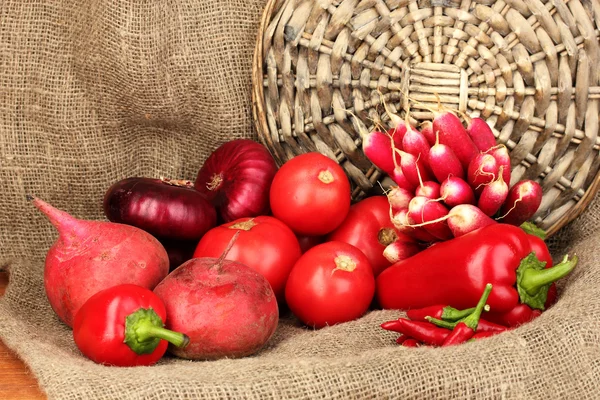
[31, 197, 169, 327]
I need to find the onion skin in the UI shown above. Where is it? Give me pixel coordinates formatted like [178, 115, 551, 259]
[104, 177, 217, 241]
[194, 139, 278, 222]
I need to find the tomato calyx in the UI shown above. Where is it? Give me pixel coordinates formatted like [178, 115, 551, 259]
[332, 255, 357, 274]
[206, 173, 224, 191]
[228, 219, 257, 231]
[318, 170, 335, 184]
[377, 227, 399, 247]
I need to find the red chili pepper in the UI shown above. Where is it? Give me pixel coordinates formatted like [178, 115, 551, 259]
[396, 335, 408, 344]
[484, 304, 543, 328]
[376, 224, 577, 314]
[442, 284, 492, 346]
[426, 316, 507, 333]
[469, 331, 498, 341]
[73, 284, 189, 367]
[381, 319, 450, 346]
[406, 304, 476, 322]
[402, 339, 421, 347]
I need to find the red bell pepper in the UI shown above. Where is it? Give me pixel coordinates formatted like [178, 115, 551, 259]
[376, 224, 577, 314]
[73, 284, 189, 367]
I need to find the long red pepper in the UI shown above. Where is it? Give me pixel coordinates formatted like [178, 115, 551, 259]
[402, 339, 421, 347]
[406, 304, 476, 322]
[442, 284, 492, 346]
[381, 319, 450, 346]
[484, 304, 543, 327]
[426, 315, 507, 333]
[376, 224, 577, 313]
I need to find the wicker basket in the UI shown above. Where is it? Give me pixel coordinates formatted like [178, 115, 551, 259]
[252, 0, 600, 237]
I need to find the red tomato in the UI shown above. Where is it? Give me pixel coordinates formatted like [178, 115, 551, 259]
[269, 152, 351, 236]
[327, 195, 415, 276]
[193, 216, 302, 302]
[285, 241, 375, 328]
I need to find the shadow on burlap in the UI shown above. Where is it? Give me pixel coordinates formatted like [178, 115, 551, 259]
[1, 1, 599, 399]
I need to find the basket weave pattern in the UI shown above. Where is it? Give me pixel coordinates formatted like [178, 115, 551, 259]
[253, 0, 600, 236]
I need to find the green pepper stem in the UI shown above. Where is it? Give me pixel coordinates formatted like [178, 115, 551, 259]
[425, 316, 456, 329]
[462, 283, 493, 331]
[520, 255, 578, 296]
[441, 306, 476, 321]
[134, 323, 190, 348]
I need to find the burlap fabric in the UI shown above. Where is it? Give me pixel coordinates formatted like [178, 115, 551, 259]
[1, 1, 599, 399]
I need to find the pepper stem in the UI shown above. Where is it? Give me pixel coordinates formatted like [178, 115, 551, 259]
[461, 283, 493, 331]
[441, 306, 477, 321]
[124, 308, 190, 355]
[517, 253, 578, 310]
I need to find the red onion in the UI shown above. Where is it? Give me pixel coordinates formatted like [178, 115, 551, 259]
[194, 139, 278, 222]
[103, 177, 217, 241]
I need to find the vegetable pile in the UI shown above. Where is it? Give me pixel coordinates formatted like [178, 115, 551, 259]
[31, 106, 579, 366]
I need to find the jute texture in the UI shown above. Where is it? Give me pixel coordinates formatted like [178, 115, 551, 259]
[1, 0, 599, 399]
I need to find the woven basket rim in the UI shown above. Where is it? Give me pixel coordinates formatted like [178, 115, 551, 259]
[251, 0, 600, 238]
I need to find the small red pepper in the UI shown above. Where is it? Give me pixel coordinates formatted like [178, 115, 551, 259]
[402, 338, 421, 347]
[396, 335, 408, 344]
[484, 304, 543, 328]
[376, 224, 577, 313]
[381, 319, 450, 346]
[426, 316, 507, 333]
[73, 284, 189, 367]
[442, 283, 492, 346]
[406, 304, 476, 322]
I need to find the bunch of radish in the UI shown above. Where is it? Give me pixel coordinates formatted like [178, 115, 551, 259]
[356, 102, 543, 261]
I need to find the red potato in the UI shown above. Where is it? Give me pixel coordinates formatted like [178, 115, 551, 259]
[498, 180, 543, 226]
[466, 117, 497, 152]
[31, 197, 169, 327]
[440, 176, 475, 207]
[192, 216, 302, 302]
[285, 241, 375, 329]
[153, 248, 279, 360]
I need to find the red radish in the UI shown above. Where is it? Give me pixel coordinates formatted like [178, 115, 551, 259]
[383, 239, 423, 263]
[195, 139, 278, 222]
[153, 235, 279, 360]
[103, 177, 217, 241]
[386, 186, 413, 212]
[410, 204, 497, 238]
[362, 129, 397, 176]
[390, 165, 417, 192]
[497, 180, 543, 226]
[432, 108, 479, 169]
[428, 133, 465, 182]
[395, 150, 433, 186]
[415, 181, 441, 200]
[391, 208, 438, 243]
[486, 145, 511, 187]
[440, 176, 475, 207]
[466, 117, 497, 152]
[402, 128, 432, 172]
[445, 204, 497, 237]
[420, 121, 436, 146]
[31, 197, 169, 328]
[467, 153, 499, 193]
[477, 166, 509, 216]
[408, 196, 452, 240]
[388, 125, 408, 150]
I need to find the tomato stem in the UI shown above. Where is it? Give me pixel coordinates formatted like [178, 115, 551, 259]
[318, 170, 334, 184]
